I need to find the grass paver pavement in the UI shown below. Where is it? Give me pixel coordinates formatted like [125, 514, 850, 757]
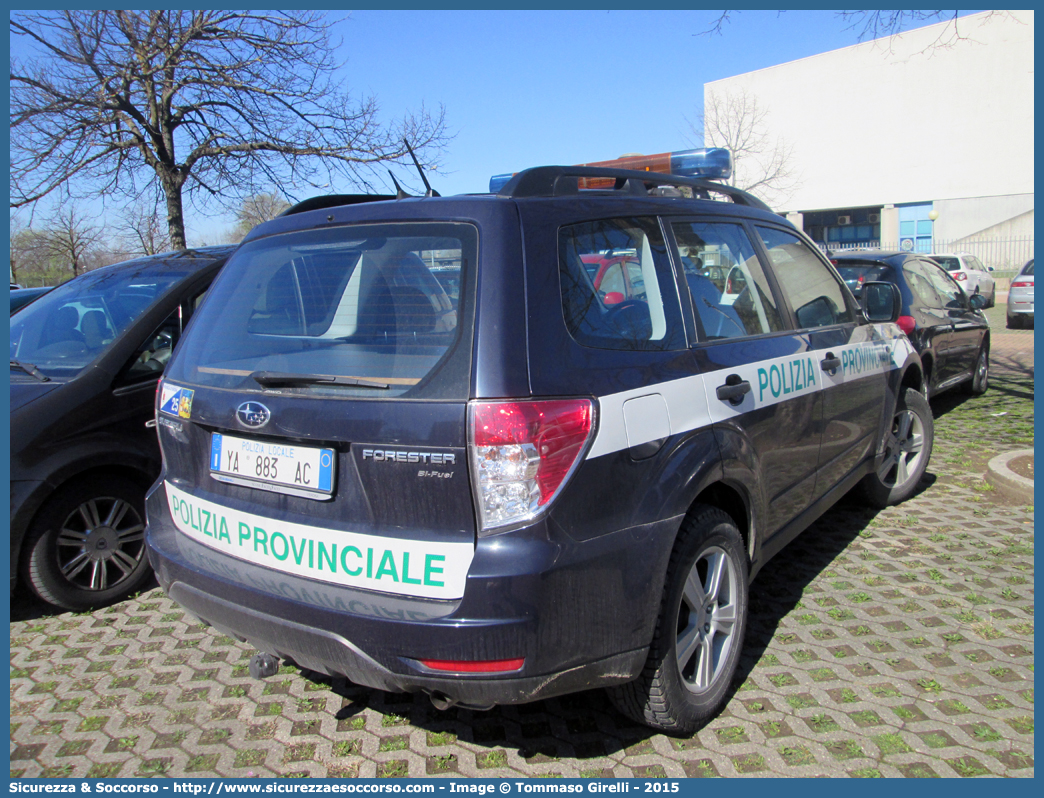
[10, 319, 1033, 778]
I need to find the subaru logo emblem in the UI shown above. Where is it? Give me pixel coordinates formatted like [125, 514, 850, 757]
[236, 402, 271, 429]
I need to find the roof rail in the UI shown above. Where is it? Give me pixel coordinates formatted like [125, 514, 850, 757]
[496, 166, 773, 213]
[279, 194, 397, 218]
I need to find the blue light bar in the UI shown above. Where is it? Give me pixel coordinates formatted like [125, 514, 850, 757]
[668, 148, 733, 180]
[489, 173, 514, 193]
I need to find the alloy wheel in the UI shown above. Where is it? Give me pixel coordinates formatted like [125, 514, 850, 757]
[877, 408, 926, 490]
[675, 546, 739, 694]
[56, 496, 147, 592]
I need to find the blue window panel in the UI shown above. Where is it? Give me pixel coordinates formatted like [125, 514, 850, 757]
[900, 221, 915, 236]
[827, 227, 841, 241]
[917, 220, 933, 235]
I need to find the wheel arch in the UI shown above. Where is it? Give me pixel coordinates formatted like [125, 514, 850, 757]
[688, 480, 753, 565]
[898, 355, 925, 395]
[13, 463, 155, 589]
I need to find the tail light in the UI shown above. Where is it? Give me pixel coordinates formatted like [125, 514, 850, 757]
[469, 399, 594, 533]
[418, 658, 524, 673]
[1011, 280, 1032, 288]
[953, 272, 968, 281]
[896, 315, 917, 335]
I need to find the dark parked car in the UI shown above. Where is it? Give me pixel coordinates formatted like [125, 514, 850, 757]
[10, 286, 53, 314]
[832, 251, 990, 400]
[10, 246, 234, 610]
[146, 151, 931, 733]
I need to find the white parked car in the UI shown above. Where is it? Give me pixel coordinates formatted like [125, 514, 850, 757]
[1006, 258, 1034, 328]
[928, 253, 996, 307]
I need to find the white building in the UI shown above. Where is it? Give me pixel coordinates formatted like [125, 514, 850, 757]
[704, 11, 1034, 265]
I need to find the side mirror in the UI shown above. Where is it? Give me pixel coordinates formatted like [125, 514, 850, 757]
[861, 281, 901, 323]
[969, 293, 987, 310]
[987, 266, 995, 272]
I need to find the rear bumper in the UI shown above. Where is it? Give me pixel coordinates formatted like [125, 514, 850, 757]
[145, 481, 678, 706]
[165, 581, 644, 707]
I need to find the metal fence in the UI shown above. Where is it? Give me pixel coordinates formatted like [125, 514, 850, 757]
[823, 236, 1034, 279]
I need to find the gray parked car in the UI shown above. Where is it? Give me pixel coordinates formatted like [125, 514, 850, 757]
[1006, 258, 1034, 328]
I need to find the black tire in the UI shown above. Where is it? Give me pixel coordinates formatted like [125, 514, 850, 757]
[858, 387, 934, 508]
[1006, 314, 1022, 329]
[607, 506, 748, 734]
[986, 287, 996, 308]
[22, 475, 152, 611]
[963, 345, 989, 395]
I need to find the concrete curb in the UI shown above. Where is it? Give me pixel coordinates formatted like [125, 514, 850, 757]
[985, 448, 1034, 504]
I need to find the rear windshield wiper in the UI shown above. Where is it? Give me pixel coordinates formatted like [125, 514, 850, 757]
[10, 359, 50, 382]
[251, 371, 390, 390]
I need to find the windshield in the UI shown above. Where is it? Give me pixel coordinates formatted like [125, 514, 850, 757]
[165, 223, 477, 400]
[10, 261, 192, 379]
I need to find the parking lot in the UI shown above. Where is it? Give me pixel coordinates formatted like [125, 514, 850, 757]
[10, 307, 1033, 779]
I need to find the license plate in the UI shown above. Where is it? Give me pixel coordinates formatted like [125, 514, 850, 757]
[210, 433, 335, 498]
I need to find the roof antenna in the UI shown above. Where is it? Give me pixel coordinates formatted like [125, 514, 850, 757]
[404, 139, 440, 197]
[387, 169, 411, 199]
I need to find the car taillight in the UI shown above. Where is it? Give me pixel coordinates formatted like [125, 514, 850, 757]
[896, 315, 917, 335]
[418, 658, 525, 673]
[953, 272, 968, 280]
[1011, 280, 1032, 288]
[469, 399, 594, 532]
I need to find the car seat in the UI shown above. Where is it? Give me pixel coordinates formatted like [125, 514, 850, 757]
[45, 305, 86, 346]
[687, 274, 745, 339]
[80, 310, 112, 350]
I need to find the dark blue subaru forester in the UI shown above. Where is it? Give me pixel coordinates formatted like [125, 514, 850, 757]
[146, 150, 932, 732]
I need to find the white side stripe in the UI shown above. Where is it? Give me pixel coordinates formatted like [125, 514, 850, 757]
[586, 328, 914, 460]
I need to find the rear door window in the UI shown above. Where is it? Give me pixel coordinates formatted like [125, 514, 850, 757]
[921, 261, 966, 309]
[902, 260, 945, 309]
[559, 218, 685, 350]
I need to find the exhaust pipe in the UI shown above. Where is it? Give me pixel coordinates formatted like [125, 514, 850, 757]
[428, 691, 457, 711]
[428, 691, 495, 712]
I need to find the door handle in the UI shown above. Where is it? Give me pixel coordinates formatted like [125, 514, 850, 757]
[820, 352, 841, 372]
[716, 374, 751, 405]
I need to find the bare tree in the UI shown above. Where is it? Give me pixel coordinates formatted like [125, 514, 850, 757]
[691, 88, 798, 207]
[36, 205, 105, 278]
[10, 11, 450, 250]
[9, 208, 105, 286]
[234, 192, 291, 239]
[120, 195, 173, 256]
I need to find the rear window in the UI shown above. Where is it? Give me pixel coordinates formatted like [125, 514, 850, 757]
[834, 262, 894, 295]
[1022, 260, 1034, 276]
[931, 256, 961, 271]
[166, 223, 476, 399]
